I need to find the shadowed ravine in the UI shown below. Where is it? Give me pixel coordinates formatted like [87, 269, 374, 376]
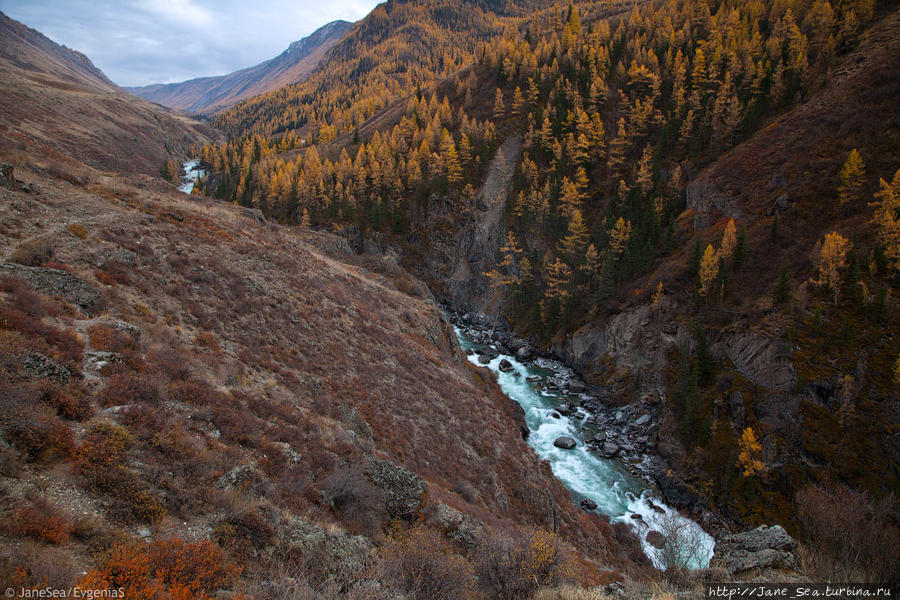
[454, 325, 715, 569]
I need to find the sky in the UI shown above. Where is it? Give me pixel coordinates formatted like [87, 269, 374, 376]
[0, 0, 379, 87]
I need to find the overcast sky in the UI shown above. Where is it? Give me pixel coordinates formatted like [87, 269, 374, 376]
[0, 0, 379, 87]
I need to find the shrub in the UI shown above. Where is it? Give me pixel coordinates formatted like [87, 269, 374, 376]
[319, 467, 386, 536]
[11, 240, 54, 267]
[0, 542, 78, 591]
[35, 381, 93, 420]
[213, 502, 276, 558]
[99, 371, 161, 407]
[73, 421, 165, 525]
[474, 529, 566, 600]
[0, 387, 74, 462]
[797, 483, 900, 584]
[82, 537, 240, 600]
[9, 496, 73, 544]
[376, 527, 474, 600]
[67, 223, 88, 239]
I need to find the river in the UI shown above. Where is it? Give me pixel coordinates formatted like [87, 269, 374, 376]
[178, 159, 205, 194]
[453, 324, 714, 570]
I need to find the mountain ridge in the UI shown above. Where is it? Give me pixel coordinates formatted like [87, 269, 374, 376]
[125, 19, 353, 115]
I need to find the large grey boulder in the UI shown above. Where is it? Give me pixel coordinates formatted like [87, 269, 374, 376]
[365, 458, 426, 520]
[712, 525, 800, 577]
[553, 436, 577, 450]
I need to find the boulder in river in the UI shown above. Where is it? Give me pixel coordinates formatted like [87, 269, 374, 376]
[591, 432, 606, 444]
[525, 375, 541, 383]
[580, 498, 598, 511]
[477, 354, 492, 364]
[553, 436, 576, 450]
[498, 358, 514, 372]
[516, 346, 532, 360]
[600, 442, 619, 457]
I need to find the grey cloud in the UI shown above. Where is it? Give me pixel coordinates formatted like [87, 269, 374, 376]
[0, 0, 377, 86]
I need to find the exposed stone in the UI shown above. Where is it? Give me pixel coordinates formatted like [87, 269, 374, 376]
[600, 442, 619, 457]
[714, 333, 797, 393]
[498, 358, 514, 372]
[634, 414, 651, 426]
[591, 432, 607, 444]
[477, 353, 492, 364]
[712, 525, 800, 577]
[566, 380, 586, 394]
[553, 436, 577, 450]
[0, 263, 101, 312]
[216, 464, 258, 490]
[281, 515, 373, 582]
[432, 503, 483, 549]
[580, 498, 597, 511]
[23, 352, 71, 383]
[516, 346, 532, 360]
[365, 458, 426, 520]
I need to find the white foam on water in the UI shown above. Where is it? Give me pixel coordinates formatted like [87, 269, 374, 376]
[455, 326, 715, 569]
[178, 159, 205, 194]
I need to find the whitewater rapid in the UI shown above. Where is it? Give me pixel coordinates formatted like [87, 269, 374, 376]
[178, 159, 205, 194]
[454, 326, 714, 569]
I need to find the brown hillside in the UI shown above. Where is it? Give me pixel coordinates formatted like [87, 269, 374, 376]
[0, 12, 217, 176]
[0, 148, 635, 592]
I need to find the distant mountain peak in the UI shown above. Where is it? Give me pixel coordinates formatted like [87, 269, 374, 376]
[126, 19, 353, 115]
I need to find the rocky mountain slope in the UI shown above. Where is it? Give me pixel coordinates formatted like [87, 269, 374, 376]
[0, 11, 215, 177]
[126, 20, 352, 115]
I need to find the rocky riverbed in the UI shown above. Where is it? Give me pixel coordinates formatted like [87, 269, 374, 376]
[450, 311, 718, 569]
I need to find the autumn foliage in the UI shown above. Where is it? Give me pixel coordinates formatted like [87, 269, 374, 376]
[82, 538, 241, 600]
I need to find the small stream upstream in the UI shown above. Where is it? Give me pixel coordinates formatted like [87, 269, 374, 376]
[453, 323, 715, 569]
[178, 159, 205, 194]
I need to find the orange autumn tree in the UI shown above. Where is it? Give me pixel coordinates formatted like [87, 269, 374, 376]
[738, 427, 765, 478]
[82, 538, 240, 600]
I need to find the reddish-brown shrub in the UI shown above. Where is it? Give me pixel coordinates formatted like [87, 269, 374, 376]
[1, 542, 79, 591]
[11, 240, 54, 267]
[0, 387, 74, 462]
[376, 526, 474, 600]
[320, 467, 387, 536]
[94, 261, 131, 286]
[88, 324, 139, 354]
[797, 483, 900, 584]
[213, 502, 277, 558]
[99, 371, 161, 407]
[67, 223, 88, 239]
[82, 537, 240, 600]
[35, 381, 93, 420]
[165, 379, 218, 405]
[474, 528, 567, 600]
[9, 496, 73, 544]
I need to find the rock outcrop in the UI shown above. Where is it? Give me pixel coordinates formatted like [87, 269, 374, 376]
[365, 458, 426, 520]
[712, 525, 800, 578]
[1, 263, 101, 312]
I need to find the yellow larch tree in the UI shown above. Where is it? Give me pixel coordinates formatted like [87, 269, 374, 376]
[608, 217, 632, 257]
[720, 218, 737, 263]
[738, 427, 764, 478]
[871, 169, 900, 273]
[817, 231, 851, 303]
[838, 149, 866, 205]
[698, 244, 719, 297]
